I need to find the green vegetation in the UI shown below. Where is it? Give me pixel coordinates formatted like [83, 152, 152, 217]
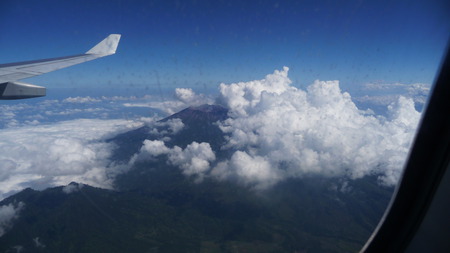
[0, 168, 392, 252]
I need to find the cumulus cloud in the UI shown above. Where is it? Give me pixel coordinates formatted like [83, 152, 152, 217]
[174, 88, 214, 107]
[218, 67, 292, 117]
[139, 140, 171, 156]
[0, 103, 33, 128]
[135, 117, 185, 138]
[133, 140, 215, 181]
[210, 67, 421, 188]
[211, 151, 282, 189]
[0, 119, 142, 200]
[0, 202, 24, 237]
[152, 118, 184, 135]
[175, 88, 197, 104]
[167, 142, 216, 178]
[163, 118, 185, 134]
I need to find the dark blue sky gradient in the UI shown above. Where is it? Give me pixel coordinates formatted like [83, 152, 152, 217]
[0, 0, 448, 94]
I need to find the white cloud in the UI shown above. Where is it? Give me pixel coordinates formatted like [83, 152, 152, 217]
[143, 88, 214, 115]
[0, 202, 24, 237]
[0, 95, 164, 129]
[164, 118, 184, 134]
[63, 96, 101, 103]
[123, 103, 152, 108]
[0, 119, 142, 200]
[33, 237, 45, 248]
[212, 151, 282, 189]
[137, 118, 185, 136]
[359, 82, 431, 106]
[174, 88, 212, 106]
[62, 183, 84, 194]
[168, 142, 216, 177]
[218, 67, 291, 117]
[140, 140, 170, 156]
[0, 104, 32, 128]
[364, 82, 430, 92]
[0, 69, 425, 194]
[175, 88, 196, 103]
[211, 67, 421, 188]
[44, 108, 105, 116]
[134, 140, 215, 181]
[104, 95, 143, 101]
[152, 118, 185, 135]
[354, 95, 399, 106]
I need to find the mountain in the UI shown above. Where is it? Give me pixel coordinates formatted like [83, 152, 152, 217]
[0, 104, 394, 253]
[111, 104, 228, 162]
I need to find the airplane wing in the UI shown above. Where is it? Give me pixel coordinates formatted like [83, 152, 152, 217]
[0, 34, 121, 99]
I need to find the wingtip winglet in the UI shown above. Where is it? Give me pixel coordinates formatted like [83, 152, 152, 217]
[86, 34, 121, 55]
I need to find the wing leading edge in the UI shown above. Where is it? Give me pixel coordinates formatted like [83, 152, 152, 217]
[0, 34, 121, 99]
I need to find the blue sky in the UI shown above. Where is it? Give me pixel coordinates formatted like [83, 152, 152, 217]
[0, 0, 448, 203]
[0, 0, 448, 94]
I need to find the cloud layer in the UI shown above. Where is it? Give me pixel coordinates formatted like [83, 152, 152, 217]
[138, 88, 214, 115]
[356, 82, 431, 107]
[0, 202, 24, 237]
[0, 95, 160, 128]
[0, 119, 142, 200]
[0, 67, 424, 198]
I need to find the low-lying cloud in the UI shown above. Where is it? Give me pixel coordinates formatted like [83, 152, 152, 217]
[0, 119, 142, 200]
[0, 202, 24, 237]
[139, 118, 185, 136]
[133, 140, 215, 181]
